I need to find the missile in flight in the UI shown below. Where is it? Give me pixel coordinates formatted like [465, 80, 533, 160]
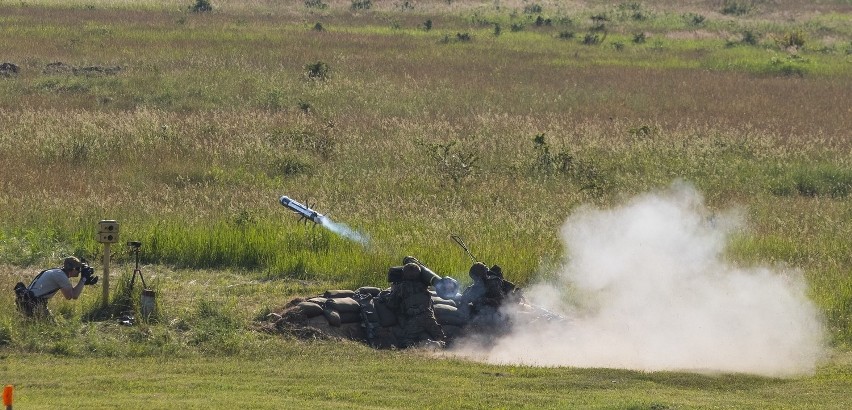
[279, 195, 325, 225]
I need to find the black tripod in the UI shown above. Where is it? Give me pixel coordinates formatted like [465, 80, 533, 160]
[128, 241, 148, 291]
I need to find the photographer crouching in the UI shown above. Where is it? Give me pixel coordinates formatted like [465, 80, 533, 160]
[14, 256, 98, 317]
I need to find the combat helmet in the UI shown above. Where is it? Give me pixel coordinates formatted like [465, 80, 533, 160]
[469, 262, 488, 280]
[402, 262, 422, 281]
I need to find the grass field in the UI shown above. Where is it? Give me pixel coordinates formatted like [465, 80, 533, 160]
[1, 0, 850, 408]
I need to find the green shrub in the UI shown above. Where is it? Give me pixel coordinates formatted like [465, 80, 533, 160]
[189, 0, 213, 13]
[557, 31, 575, 40]
[351, 0, 372, 10]
[777, 30, 806, 50]
[270, 155, 314, 178]
[523, 3, 542, 14]
[766, 55, 807, 77]
[721, 0, 752, 16]
[770, 165, 851, 198]
[633, 32, 646, 44]
[304, 61, 330, 81]
[261, 89, 286, 110]
[741, 30, 759, 46]
[531, 134, 573, 175]
[0, 321, 12, 346]
[534, 16, 552, 27]
[305, 0, 327, 9]
[582, 33, 602, 45]
[590, 13, 608, 23]
[616, 2, 650, 21]
[421, 140, 478, 185]
[530, 135, 607, 195]
[684, 12, 705, 26]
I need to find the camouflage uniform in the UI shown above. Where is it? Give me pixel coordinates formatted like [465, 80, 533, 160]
[387, 263, 445, 347]
[459, 262, 490, 315]
[460, 262, 512, 334]
[488, 264, 524, 304]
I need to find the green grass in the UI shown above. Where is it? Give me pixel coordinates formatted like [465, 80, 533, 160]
[2, 350, 851, 409]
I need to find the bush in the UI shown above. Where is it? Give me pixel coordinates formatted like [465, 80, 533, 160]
[523, 4, 543, 14]
[421, 140, 478, 185]
[633, 32, 646, 44]
[313, 23, 324, 32]
[530, 134, 607, 195]
[534, 16, 552, 27]
[721, 0, 752, 16]
[557, 31, 575, 40]
[531, 134, 572, 175]
[684, 12, 705, 27]
[767, 55, 807, 77]
[0, 322, 11, 346]
[617, 2, 650, 21]
[304, 61, 330, 81]
[778, 30, 806, 50]
[582, 33, 602, 45]
[271, 155, 314, 178]
[351, 0, 372, 10]
[189, 0, 213, 12]
[741, 30, 759, 46]
[770, 165, 851, 198]
[304, 0, 328, 9]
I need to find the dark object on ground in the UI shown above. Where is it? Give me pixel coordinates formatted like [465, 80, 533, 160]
[0, 62, 19, 77]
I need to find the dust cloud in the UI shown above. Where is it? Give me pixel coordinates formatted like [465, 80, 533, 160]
[456, 182, 826, 376]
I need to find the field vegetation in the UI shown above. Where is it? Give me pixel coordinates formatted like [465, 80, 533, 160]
[0, 0, 850, 408]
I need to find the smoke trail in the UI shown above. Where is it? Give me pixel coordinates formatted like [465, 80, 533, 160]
[454, 182, 826, 376]
[318, 216, 370, 246]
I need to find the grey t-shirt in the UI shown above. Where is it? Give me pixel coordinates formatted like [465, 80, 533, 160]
[29, 268, 72, 299]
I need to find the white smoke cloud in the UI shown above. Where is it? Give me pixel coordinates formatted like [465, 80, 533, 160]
[454, 182, 826, 376]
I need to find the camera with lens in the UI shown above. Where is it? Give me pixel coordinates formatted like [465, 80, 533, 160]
[80, 263, 98, 285]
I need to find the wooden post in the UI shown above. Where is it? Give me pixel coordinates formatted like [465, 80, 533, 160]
[96, 220, 119, 308]
[102, 242, 111, 308]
